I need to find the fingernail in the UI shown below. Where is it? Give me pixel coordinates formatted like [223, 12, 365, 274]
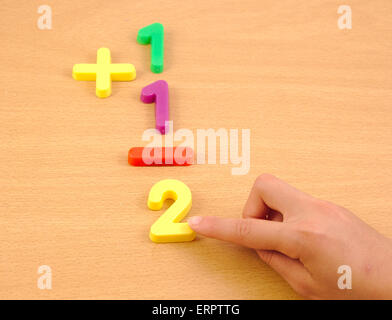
[188, 216, 202, 227]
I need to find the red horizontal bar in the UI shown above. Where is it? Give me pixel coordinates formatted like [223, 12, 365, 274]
[128, 147, 194, 166]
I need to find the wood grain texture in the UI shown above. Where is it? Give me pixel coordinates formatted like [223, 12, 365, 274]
[0, 0, 391, 299]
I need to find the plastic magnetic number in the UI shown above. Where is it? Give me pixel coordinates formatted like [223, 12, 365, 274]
[141, 80, 169, 134]
[148, 179, 196, 243]
[137, 23, 164, 73]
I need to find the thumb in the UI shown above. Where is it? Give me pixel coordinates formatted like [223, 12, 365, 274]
[188, 216, 299, 258]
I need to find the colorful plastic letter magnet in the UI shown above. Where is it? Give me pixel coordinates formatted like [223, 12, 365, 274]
[141, 80, 169, 134]
[128, 147, 194, 166]
[137, 23, 164, 73]
[72, 48, 136, 98]
[148, 179, 195, 243]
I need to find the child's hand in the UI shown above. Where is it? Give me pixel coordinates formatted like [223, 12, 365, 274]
[188, 174, 392, 299]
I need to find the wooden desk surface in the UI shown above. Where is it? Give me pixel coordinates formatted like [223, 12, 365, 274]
[0, 0, 391, 299]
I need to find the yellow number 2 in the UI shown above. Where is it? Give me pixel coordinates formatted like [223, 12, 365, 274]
[147, 179, 196, 243]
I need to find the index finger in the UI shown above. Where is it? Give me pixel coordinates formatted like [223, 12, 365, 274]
[188, 216, 300, 259]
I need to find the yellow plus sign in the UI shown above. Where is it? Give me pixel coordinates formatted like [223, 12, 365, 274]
[72, 48, 136, 98]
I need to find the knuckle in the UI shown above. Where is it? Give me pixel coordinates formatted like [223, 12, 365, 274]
[313, 199, 336, 211]
[312, 199, 350, 221]
[293, 220, 328, 245]
[259, 250, 275, 266]
[235, 219, 252, 240]
[255, 173, 277, 187]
